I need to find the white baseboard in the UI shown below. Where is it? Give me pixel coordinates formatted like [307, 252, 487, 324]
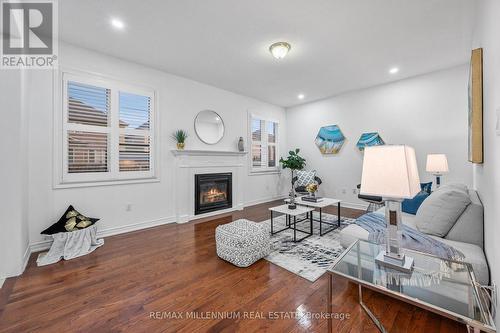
[29, 215, 177, 254]
[340, 201, 369, 211]
[244, 194, 288, 208]
[20, 244, 31, 274]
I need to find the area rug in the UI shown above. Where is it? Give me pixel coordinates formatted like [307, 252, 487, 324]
[262, 212, 356, 282]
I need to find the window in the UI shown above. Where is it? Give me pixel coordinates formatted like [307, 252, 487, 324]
[249, 115, 279, 173]
[60, 72, 156, 185]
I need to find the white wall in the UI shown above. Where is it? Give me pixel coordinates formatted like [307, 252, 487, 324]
[0, 69, 30, 279]
[286, 66, 471, 208]
[26, 43, 287, 252]
[472, 0, 500, 326]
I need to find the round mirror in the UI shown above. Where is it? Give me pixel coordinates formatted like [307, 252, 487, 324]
[194, 110, 225, 145]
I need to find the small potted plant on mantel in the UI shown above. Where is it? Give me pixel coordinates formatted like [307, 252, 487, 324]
[172, 129, 188, 150]
[279, 148, 306, 209]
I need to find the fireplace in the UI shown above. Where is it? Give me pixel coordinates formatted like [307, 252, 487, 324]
[195, 173, 232, 215]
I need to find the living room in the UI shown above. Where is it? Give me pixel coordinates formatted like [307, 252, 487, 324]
[1, 0, 499, 332]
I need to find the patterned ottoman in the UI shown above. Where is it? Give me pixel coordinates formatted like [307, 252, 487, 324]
[215, 219, 270, 267]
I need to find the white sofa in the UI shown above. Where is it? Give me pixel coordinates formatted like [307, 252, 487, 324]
[339, 186, 489, 285]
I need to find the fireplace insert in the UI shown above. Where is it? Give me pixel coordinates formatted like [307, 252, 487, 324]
[195, 173, 232, 215]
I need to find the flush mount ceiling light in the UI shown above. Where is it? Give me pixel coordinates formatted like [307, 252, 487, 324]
[269, 42, 291, 60]
[389, 67, 399, 74]
[298, 94, 305, 100]
[110, 18, 125, 30]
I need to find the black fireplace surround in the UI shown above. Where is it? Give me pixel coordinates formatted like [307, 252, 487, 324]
[195, 173, 232, 215]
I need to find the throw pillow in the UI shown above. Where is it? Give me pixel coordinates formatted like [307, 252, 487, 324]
[415, 188, 471, 237]
[434, 183, 468, 194]
[402, 191, 430, 215]
[41, 205, 99, 235]
[420, 182, 433, 194]
[296, 170, 316, 187]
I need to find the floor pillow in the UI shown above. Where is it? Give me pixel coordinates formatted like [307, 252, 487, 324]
[41, 205, 99, 235]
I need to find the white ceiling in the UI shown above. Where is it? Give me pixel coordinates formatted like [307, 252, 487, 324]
[59, 0, 475, 107]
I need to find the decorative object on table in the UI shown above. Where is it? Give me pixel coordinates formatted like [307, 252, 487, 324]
[37, 224, 104, 266]
[360, 145, 421, 273]
[468, 48, 483, 164]
[171, 129, 188, 150]
[356, 132, 385, 152]
[215, 219, 270, 267]
[237, 136, 245, 151]
[194, 110, 225, 144]
[314, 125, 346, 154]
[287, 190, 297, 209]
[41, 205, 99, 235]
[426, 154, 449, 188]
[305, 182, 318, 197]
[279, 148, 306, 209]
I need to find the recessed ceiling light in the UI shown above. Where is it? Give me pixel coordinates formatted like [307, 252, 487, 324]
[111, 18, 125, 30]
[298, 94, 305, 100]
[269, 42, 291, 60]
[389, 67, 399, 74]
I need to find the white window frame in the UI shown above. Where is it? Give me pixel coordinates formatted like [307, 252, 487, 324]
[248, 112, 280, 174]
[54, 68, 159, 188]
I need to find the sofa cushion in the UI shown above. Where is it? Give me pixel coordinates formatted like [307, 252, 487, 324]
[430, 236, 489, 285]
[435, 183, 468, 193]
[415, 188, 471, 237]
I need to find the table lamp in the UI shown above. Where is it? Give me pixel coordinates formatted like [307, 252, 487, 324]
[426, 154, 449, 188]
[360, 145, 421, 273]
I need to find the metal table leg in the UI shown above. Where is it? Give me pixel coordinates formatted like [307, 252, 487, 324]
[328, 274, 333, 333]
[359, 285, 387, 333]
[337, 202, 341, 228]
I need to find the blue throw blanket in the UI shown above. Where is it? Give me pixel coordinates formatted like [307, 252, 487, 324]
[355, 213, 464, 261]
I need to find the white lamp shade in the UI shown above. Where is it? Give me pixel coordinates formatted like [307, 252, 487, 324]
[360, 145, 421, 199]
[426, 154, 449, 174]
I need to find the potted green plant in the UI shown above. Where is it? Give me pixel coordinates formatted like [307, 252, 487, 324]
[171, 129, 188, 150]
[279, 149, 306, 208]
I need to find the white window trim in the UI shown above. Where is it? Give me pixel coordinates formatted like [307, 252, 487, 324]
[53, 68, 160, 188]
[248, 112, 280, 175]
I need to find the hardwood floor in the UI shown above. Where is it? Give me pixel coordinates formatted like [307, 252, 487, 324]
[0, 200, 466, 332]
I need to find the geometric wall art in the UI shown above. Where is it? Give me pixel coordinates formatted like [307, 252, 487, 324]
[314, 125, 345, 154]
[356, 132, 385, 152]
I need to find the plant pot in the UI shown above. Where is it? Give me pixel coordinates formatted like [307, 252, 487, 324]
[177, 142, 185, 150]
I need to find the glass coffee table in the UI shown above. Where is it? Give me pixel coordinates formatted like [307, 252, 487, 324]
[326, 240, 496, 333]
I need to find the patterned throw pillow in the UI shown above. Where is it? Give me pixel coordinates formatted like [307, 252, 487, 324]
[41, 205, 99, 235]
[296, 170, 316, 187]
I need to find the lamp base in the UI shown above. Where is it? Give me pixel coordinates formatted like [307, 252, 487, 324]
[375, 251, 414, 273]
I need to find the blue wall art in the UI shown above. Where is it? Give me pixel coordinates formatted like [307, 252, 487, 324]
[356, 132, 385, 151]
[314, 125, 346, 154]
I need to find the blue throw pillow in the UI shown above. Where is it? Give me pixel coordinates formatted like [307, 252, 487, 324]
[402, 191, 430, 215]
[420, 182, 433, 194]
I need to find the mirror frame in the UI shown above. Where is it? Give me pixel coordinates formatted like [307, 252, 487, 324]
[194, 110, 225, 145]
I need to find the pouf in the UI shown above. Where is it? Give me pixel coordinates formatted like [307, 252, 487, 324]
[215, 219, 270, 267]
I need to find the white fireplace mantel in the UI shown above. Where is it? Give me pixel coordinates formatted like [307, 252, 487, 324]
[171, 149, 248, 157]
[171, 149, 247, 223]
